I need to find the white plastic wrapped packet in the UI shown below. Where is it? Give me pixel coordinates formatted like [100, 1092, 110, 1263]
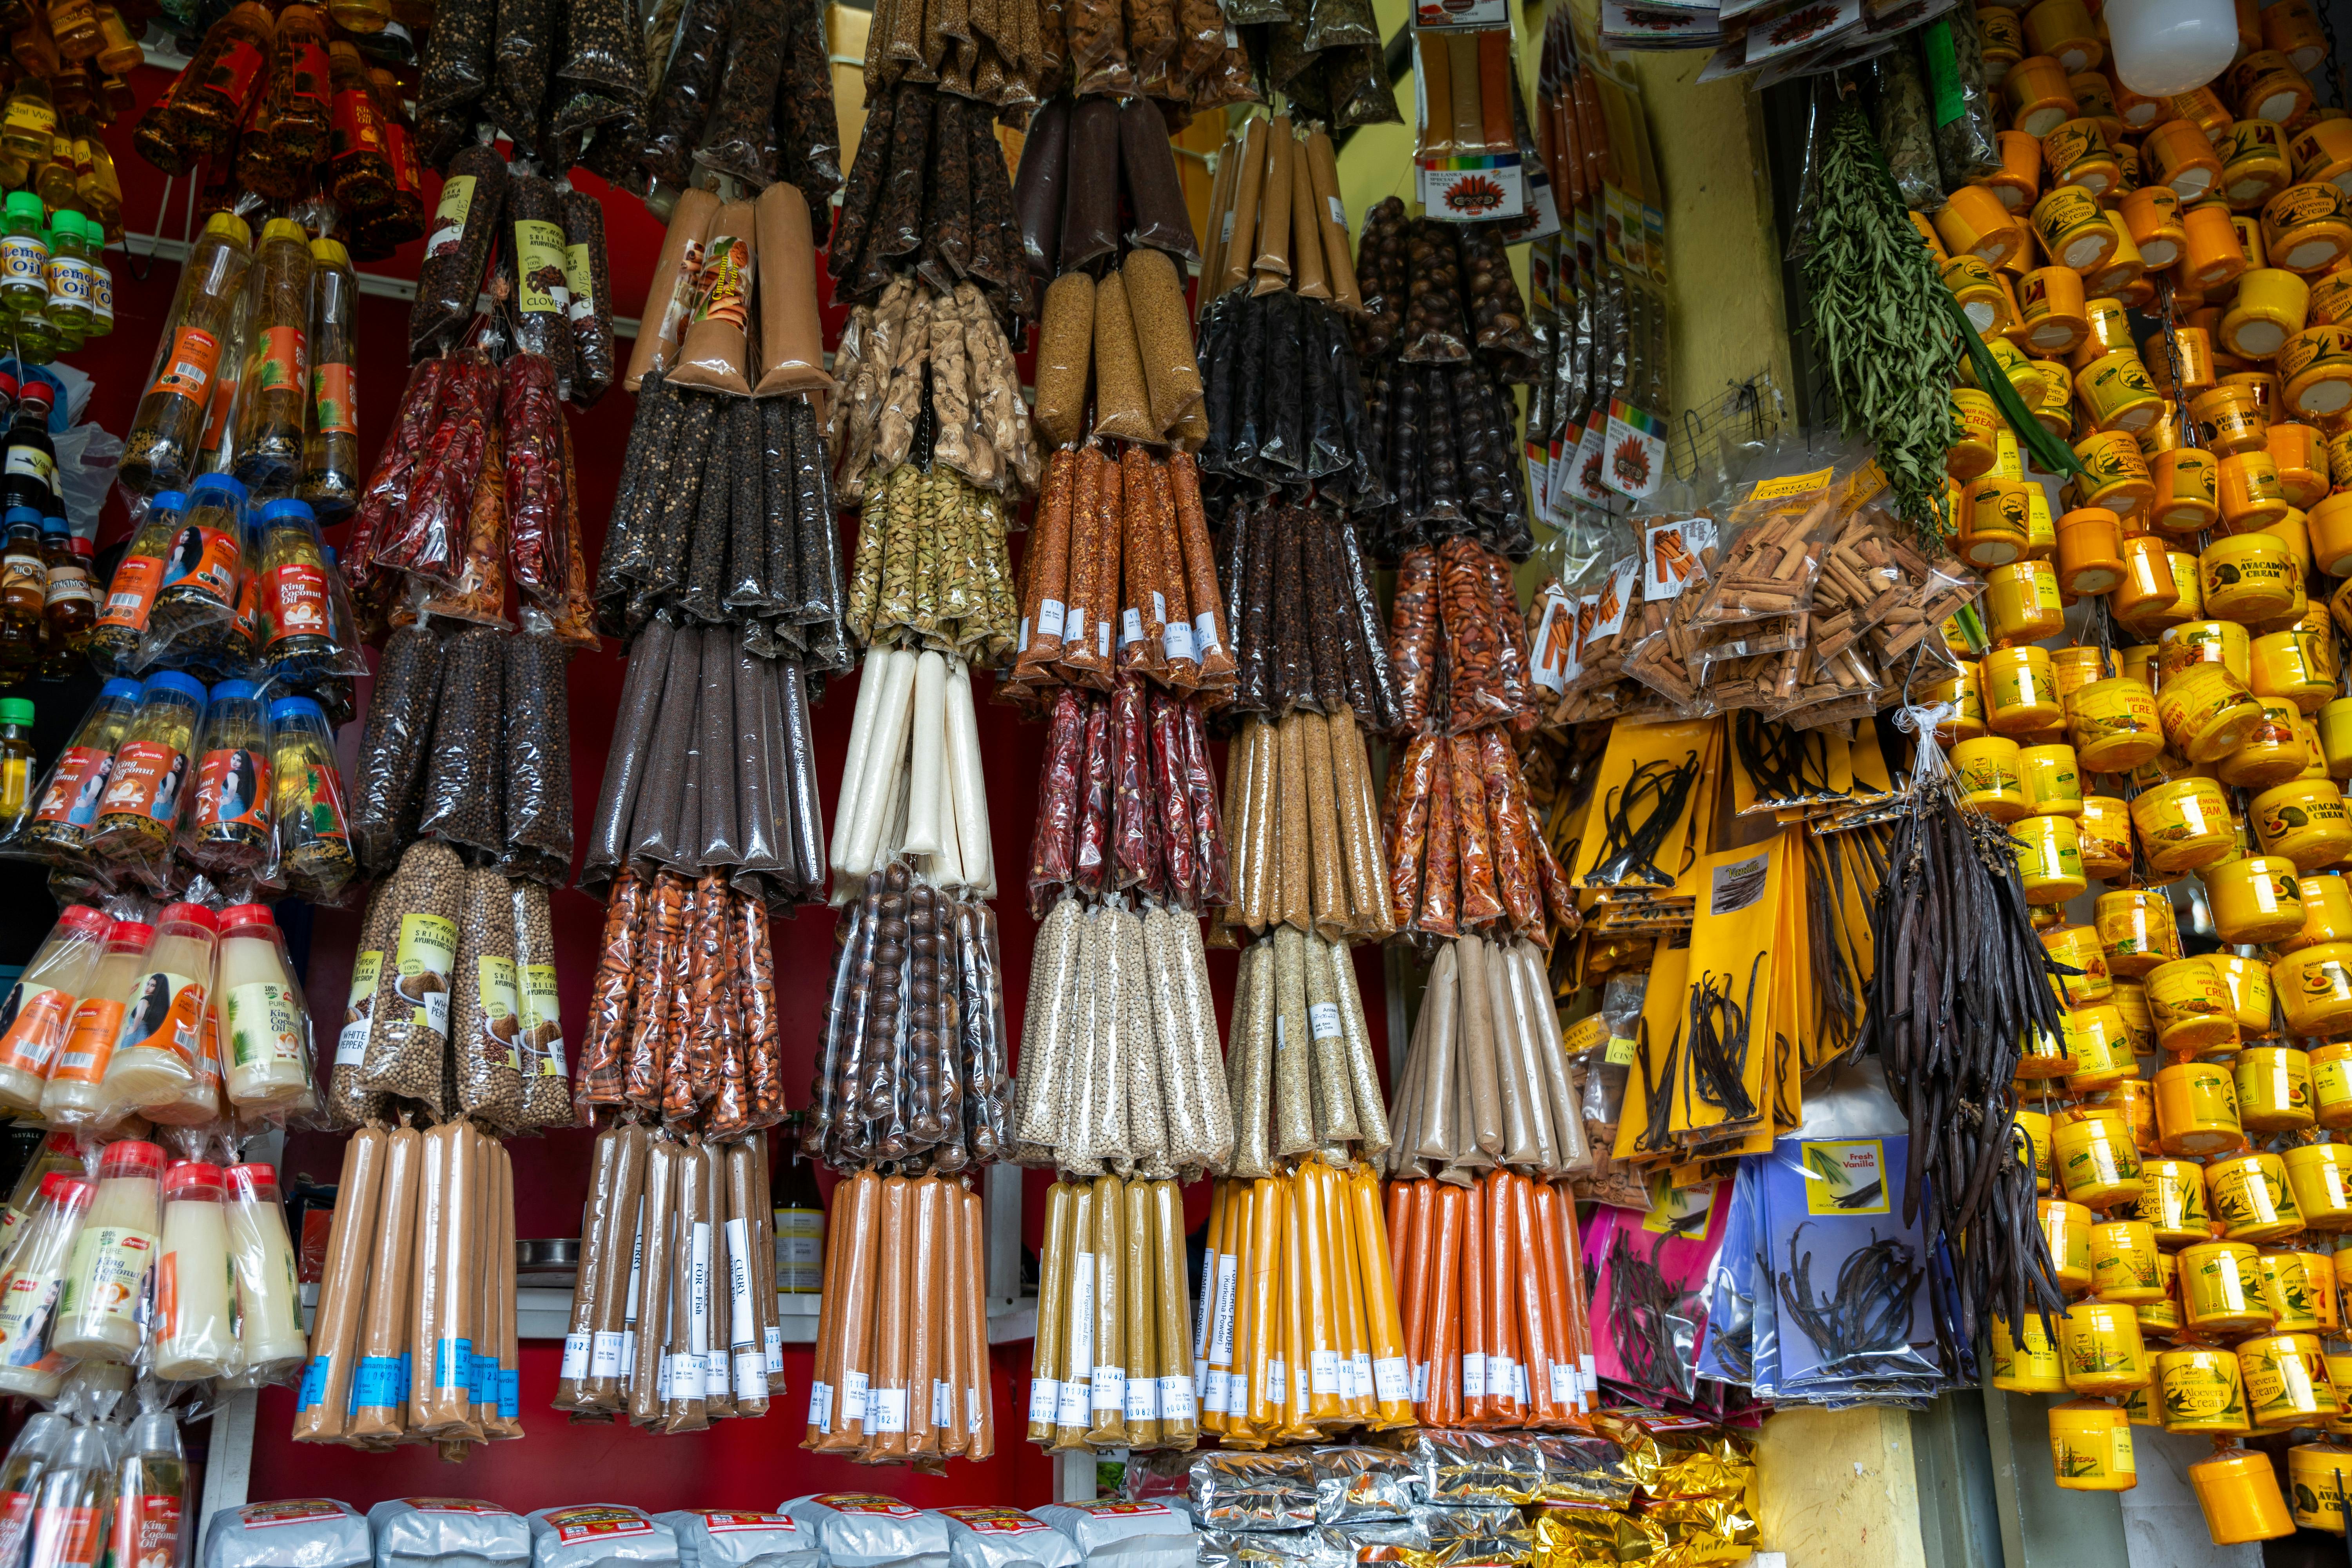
[370, 1499, 534, 1568]
[936, 1508, 1082, 1568]
[657, 1511, 821, 1568]
[204, 1499, 371, 1568]
[1031, 1502, 1196, 1568]
[776, 1495, 949, 1568]
[527, 1508, 681, 1568]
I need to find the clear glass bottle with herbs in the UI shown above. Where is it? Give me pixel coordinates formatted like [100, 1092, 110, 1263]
[119, 211, 249, 495]
[40, 518, 91, 679]
[181, 677, 270, 873]
[20, 675, 134, 860]
[268, 695, 350, 899]
[176, 2, 273, 146]
[0, 505, 44, 685]
[87, 491, 177, 673]
[301, 239, 357, 523]
[323, 43, 390, 211]
[229, 220, 310, 492]
[91, 670, 205, 866]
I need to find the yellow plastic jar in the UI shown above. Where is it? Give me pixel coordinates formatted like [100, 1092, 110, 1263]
[2312, 1042, 2352, 1129]
[2076, 348, 2165, 432]
[2205, 853, 2309, 943]
[2190, 1447, 2296, 1543]
[2149, 956, 2239, 1053]
[1984, 646, 2065, 736]
[2274, 942, 2352, 1036]
[2282, 324, 2352, 419]
[2096, 888, 2184, 975]
[2141, 1249, 2184, 1337]
[2020, 265, 2092, 354]
[1949, 387, 2002, 479]
[2269, 425, 2328, 510]
[2137, 1155, 2218, 1241]
[2287, 1142, 2352, 1231]
[2066, 677, 2165, 772]
[1927, 664, 1987, 744]
[2260, 1248, 2328, 1332]
[2054, 506, 2125, 593]
[2264, 181, 2352, 274]
[2062, 1297, 2152, 1393]
[2073, 428, 2157, 513]
[1986, 559, 2067, 646]
[2187, 201, 2254, 289]
[2113, 535, 2185, 626]
[2160, 618, 2253, 684]
[2130, 776, 2238, 872]
[2043, 923, 2114, 1004]
[2216, 704, 2310, 792]
[1961, 476, 2034, 567]
[2012, 815, 2089, 904]
[2215, 449, 2294, 532]
[1952, 735, 2030, 822]
[2227, 119, 2298, 209]
[2216, 953, 2279, 1035]
[2020, 742, 2085, 817]
[2158, 664, 2266, 762]
[2194, 383, 2275, 454]
[2036, 182, 2120, 270]
[2111, 978, 2160, 1055]
[2051, 644, 2112, 703]
[2287, 1443, 2352, 1534]
[2210, 1150, 2307, 1242]
[2066, 1006, 2137, 1091]
[2245, 1333, 2335, 1426]
[2185, 1240, 2276, 1332]
[2076, 795, 2134, 878]
[2089, 1218, 2167, 1304]
[2251, 630, 2335, 713]
[2288, 875, 2352, 950]
[2051, 1397, 2138, 1492]
[2238, 1044, 2316, 1131]
[2251, 778, 2352, 871]
[2043, 1195, 2098, 1290]
[2157, 1346, 2253, 1433]
[2324, 492, 2352, 576]
[2095, 1078, 2159, 1154]
[2224, 269, 2314, 357]
[2148, 447, 2223, 535]
[2054, 1109, 2145, 1207]
[1991, 1309, 2068, 1393]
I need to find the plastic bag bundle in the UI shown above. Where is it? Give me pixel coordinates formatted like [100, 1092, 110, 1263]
[204, 1501, 372, 1568]
[827, 84, 1034, 319]
[825, 647, 996, 897]
[1379, 726, 1572, 947]
[530, 1508, 681, 1566]
[833, 279, 1040, 508]
[1195, 118, 1366, 312]
[1024, 681, 1229, 916]
[793, 1180, 998, 1462]
[1196, 293, 1378, 507]
[1217, 923, 1388, 1172]
[660, 1510, 820, 1568]
[1213, 499, 1397, 726]
[840, 465, 1024, 666]
[1380, 934, 1584, 1182]
[1216, 708, 1393, 943]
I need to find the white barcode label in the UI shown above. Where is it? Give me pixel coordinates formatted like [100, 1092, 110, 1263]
[809, 1380, 834, 1432]
[560, 1334, 590, 1380]
[1463, 1354, 1487, 1397]
[1164, 620, 1197, 662]
[1309, 1002, 1343, 1039]
[1194, 610, 1222, 655]
[1412, 1362, 1429, 1402]
[1229, 1373, 1248, 1412]
[1065, 608, 1086, 647]
[1550, 1364, 1575, 1405]
[734, 1351, 766, 1399]
[1038, 598, 1067, 638]
[1265, 1357, 1286, 1406]
[1151, 590, 1166, 624]
[1056, 1379, 1091, 1427]
[934, 1380, 953, 1425]
[1097, 622, 1112, 658]
[590, 1331, 624, 1378]
[1328, 196, 1347, 226]
[1311, 1349, 1340, 1395]
[1028, 1377, 1061, 1423]
[967, 1387, 984, 1432]
[843, 1370, 869, 1422]
[1204, 1368, 1230, 1413]
[1093, 1367, 1126, 1412]
[1374, 1356, 1410, 1401]
[1121, 607, 1145, 646]
[1159, 1374, 1194, 1420]
[335, 1020, 368, 1065]
[869, 1387, 908, 1433]
[1126, 1376, 1158, 1422]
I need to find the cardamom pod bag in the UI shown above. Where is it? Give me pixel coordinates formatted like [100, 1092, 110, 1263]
[369, 1499, 533, 1568]
[202, 1500, 369, 1568]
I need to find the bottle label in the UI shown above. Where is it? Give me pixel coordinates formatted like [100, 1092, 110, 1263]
[201, 370, 238, 455]
[691, 233, 752, 329]
[260, 560, 328, 648]
[46, 256, 92, 311]
[0, 236, 44, 290]
[90, 268, 109, 328]
[95, 552, 160, 633]
[775, 1209, 823, 1292]
[288, 40, 329, 105]
[563, 243, 597, 327]
[158, 522, 239, 606]
[0, 91, 49, 137]
[313, 362, 356, 436]
[204, 37, 265, 109]
[57, 1223, 154, 1331]
[0, 1261, 63, 1365]
[42, 563, 90, 611]
[4, 445, 53, 493]
[99, 740, 187, 824]
[0, 545, 40, 615]
[395, 913, 457, 1043]
[34, 744, 111, 827]
[514, 219, 570, 318]
[112, 1492, 181, 1568]
[29, 1503, 100, 1568]
[151, 323, 221, 403]
[287, 751, 349, 848]
[0, 983, 71, 1077]
[520, 963, 564, 1077]
[476, 955, 520, 1072]
[225, 980, 303, 1071]
[387, 121, 421, 196]
[329, 88, 382, 162]
[426, 176, 474, 261]
[194, 745, 269, 831]
[251, 324, 305, 394]
[111, 968, 202, 1067]
[50, 995, 121, 1084]
[337, 949, 381, 1066]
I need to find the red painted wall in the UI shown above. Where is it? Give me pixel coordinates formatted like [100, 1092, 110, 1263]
[67, 73, 1390, 1514]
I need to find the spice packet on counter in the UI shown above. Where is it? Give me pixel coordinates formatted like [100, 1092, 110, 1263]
[777, 1495, 951, 1568]
[1409, 1503, 1532, 1564]
[1528, 1506, 1664, 1568]
[1031, 1501, 1198, 1568]
[1588, 1416, 1756, 1503]
[1308, 1446, 1416, 1524]
[1527, 1436, 1639, 1510]
[1404, 1429, 1546, 1506]
[935, 1508, 1081, 1568]
[527, 1508, 681, 1568]
[658, 1511, 821, 1568]
[1189, 1450, 1318, 1531]
[203, 1499, 371, 1568]
[1310, 1517, 1429, 1568]
[1196, 1529, 1321, 1568]
[370, 1499, 532, 1568]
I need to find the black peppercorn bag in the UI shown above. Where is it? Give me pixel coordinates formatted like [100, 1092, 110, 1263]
[504, 632, 575, 884]
[351, 624, 446, 877]
[416, 622, 509, 854]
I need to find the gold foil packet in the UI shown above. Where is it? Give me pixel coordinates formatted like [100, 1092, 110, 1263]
[1531, 1505, 1664, 1568]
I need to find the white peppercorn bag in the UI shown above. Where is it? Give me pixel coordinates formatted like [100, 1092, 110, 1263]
[205, 1499, 372, 1568]
[1031, 1503, 1196, 1568]
[776, 1495, 949, 1568]
[934, 1508, 1081, 1568]
[370, 1499, 533, 1568]
[526, 1507, 681, 1568]
[658, 1511, 821, 1568]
